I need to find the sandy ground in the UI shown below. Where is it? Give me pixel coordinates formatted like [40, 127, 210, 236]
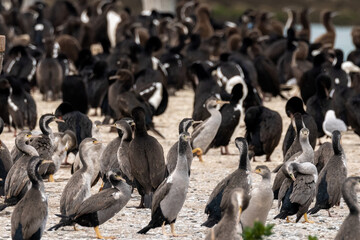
[0, 87, 359, 240]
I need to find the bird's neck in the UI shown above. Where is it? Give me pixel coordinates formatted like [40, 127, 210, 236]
[175, 140, 190, 174]
[343, 184, 360, 214]
[16, 140, 39, 157]
[238, 151, 248, 170]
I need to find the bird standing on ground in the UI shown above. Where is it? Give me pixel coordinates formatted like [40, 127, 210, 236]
[202, 137, 251, 228]
[0, 117, 12, 196]
[241, 165, 273, 228]
[191, 97, 229, 162]
[308, 130, 347, 216]
[138, 132, 191, 236]
[129, 107, 165, 208]
[49, 172, 132, 239]
[334, 177, 360, 240]
[11, 156, 51, 240]
[205, 188, 247, 240]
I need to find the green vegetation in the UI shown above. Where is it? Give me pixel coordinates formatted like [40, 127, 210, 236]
[308, 236, 318, 240]
[241, 221, 275, 240]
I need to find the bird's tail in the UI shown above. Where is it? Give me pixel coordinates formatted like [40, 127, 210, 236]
[48, 214, 74, 231]
[144, 193, 153, 209]
[137, 225, 152, 234]
[274, 212, 288, 220]
[149, 126, 165, 139]
[0, 203, 7, 212]
[307, 205, 321, 215]
[201, 217, 218, 228]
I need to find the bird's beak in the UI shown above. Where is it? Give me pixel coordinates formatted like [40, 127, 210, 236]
[41, 160, 53, 164]
[253, 169, 261, 174]
[54, 118, 65, 123]
[289, 173, 296, 181]
[239, 206, 243, 217]
[192, 120, 203, 125]
[216, 100, 230, 105]
[130, 122, 135, 127]
[98, 124, 116, 128]
[93, 140, 101, 144]
[29, 135, 41, 139]
[115, 175, 126, 182]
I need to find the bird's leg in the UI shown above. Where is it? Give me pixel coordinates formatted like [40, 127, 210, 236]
[92, 108, 98, 116]
[73, 225, 78, 231]
[265, 154, 271, 162]
[302, 213, 314, 223]
[48, 174, 55, 182]
[286, 216, 292, 223]
[99, 182, 104, 192]
[220, 147, 225, 155]
[327, 209, 332, 217]
[161, 221, 169, 236]
[136, 196, 145, 209]
[220, 146, 230, 155]
[192, 148, 204, 162]
[94, 226, 114, 239]
[170, 223, 187, 237]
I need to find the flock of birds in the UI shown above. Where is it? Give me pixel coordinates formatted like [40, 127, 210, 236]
[1, 0, 360, 239]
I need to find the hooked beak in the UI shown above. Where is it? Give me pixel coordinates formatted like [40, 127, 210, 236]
[54, 118, 65, 123]
[115, 175, 126, 182]
[253, 169, 261, 174]
[216, 100, 230, 105]
[289, 173, 296, 181]
[192, 120, 203, 125]
[41, 160, 53, 164]
[98, 124, 116, 128]
[239, 206, 243, 217]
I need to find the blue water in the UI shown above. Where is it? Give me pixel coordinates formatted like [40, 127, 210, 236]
[310, 23, 353, 58]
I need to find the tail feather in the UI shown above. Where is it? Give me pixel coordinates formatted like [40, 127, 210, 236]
[0, 203, 7, 212]
[274, 212, 288, 220]
[201, 217, 218, 228]
[308, 205, 321, 215]
[149, 126, 165, 139]
[144, 193, 153, 209]
[137, 225, 152, 234]
[48, 214, 74, 231]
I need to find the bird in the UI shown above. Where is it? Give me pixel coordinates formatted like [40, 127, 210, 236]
[0, 117, 12, 196]
[245, 106, 282, 162]
[166, 118, 196, 176]
[306, 74, 332, 138]
[308, 131, 347, 216]
[273, 126, 314, 199]
[57, 138, 101, 229]
[314, 142, 334, 173]
[282, 96, 317, 156]
[240, 165, 273, 229]
[11, 156, 51, 240]
[211, 84, 245, 155]
[71, 137, 104, 187]
[0, 78, 11, 129]
[313, 10, 337, 48]
[275, 160, 318, 223]
[322, 110, 347, 137]
[129, 107, 166, 208]
[97, 118, 134, 189]
[1, 132, 40, 211]
[191, 97, 229, 162]
[36, 37, 64, 101]
[334, 177, 360, 240]
[55, 102, 93, 148]
[49, 172, 132, 239]
[202, 137, 251, 228]
[138, 132, 191, 236]
[205, 188, 247, 240]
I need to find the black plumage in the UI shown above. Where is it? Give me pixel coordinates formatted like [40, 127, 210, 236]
[128, 107, 166, 208]
[324, 49, 348, 90]
[86, 61, 109, 115]
[0, 117, 12, 196]
[211, 84, 243, 155]
[245, 105, 282, 162]
[306, 74, 332, 138]
[299, 52, 327, 104]
[7, 76, 37, 134]
[62, 75, 89, 114]
[282, 97, 317, 156]
[0, 78, 11, 128]
[202, 138, 250, 228]
[308, 131, 347, 216]
[55, 102, 92, 148]
[11, 157, 49, 240]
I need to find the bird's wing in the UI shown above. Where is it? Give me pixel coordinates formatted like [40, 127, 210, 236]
[147, 138, 166, 189]
[260, 112, 282, 153]
[75, 189, 118, 216]
[278, 178, 292, 208]
[152, 180, 172, 215]
[326, 160, 347, 206]
[205, 176, 230, 212]
[18, 190, 47, 239]
[290, 174, 316, 206]
[191, 120, 208, 141]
